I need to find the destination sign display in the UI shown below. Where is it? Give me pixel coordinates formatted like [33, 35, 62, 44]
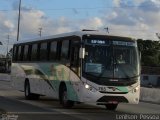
[113, 41, 137, 47]
[86, 39, 109, 45]
[86, 39, 137, 47]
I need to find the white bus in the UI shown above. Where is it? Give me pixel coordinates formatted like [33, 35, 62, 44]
[11, 31, 140, 110]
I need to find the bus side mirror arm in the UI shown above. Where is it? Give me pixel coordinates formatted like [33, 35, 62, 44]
[79, 48, 85, 59]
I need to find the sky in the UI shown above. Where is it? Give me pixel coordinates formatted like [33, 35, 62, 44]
[0, 0, 160, 55]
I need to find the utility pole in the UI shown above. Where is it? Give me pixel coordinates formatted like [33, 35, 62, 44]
[17, 0, 21, 41]
[39, 27, 42, 37]
[104, 27, 109, 33]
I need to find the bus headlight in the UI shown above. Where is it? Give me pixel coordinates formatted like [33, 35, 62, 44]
[84, 84, 97, 92]
[132, 86, 139, 93]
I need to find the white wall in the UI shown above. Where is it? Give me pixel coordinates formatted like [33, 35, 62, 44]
[140, 87, 160, 104]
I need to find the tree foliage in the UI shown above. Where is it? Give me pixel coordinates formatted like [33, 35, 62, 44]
[137, 39, 160, 67]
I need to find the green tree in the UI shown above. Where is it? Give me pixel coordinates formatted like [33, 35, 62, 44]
[137, 39, 160, 66]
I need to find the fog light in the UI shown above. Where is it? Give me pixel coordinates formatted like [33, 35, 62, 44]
[85, 84, 90, 89]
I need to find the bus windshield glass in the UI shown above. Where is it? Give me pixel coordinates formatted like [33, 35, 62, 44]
[82, 37, 140, 84]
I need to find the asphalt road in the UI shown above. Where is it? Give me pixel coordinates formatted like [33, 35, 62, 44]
[0, 80, 160, 120]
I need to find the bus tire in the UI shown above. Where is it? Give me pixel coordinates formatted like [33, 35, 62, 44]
[25, 80, 40, 100]
[60, 84, 74, 108]
[105, 104, 118, 110]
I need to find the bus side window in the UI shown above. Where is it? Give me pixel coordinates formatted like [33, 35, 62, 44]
[49, 41, 57, 61]
[13, 46, 18, 61]
[70, 45, 80, 76]
[61, 40, 70, 61]
[20, 46, 24, 61]
[17, 46, 21, 61]
[23, 45, 29, 61]
[40, 42, 48, 61]
[57, 41, 62, 60]
[31, 44, 38, 61]
[28, 45, 32, 61]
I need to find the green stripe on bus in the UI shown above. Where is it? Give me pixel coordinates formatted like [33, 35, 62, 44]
[116, 87, 128, 92]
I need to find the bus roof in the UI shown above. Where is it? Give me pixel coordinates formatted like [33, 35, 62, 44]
[14, 31, 134, 45]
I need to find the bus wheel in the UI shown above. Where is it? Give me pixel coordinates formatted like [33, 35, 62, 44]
[60, 85, 74, 108]
[105, 104, 118, 110]
[25, 81, 32, 100]
[25, 81, 40, 100]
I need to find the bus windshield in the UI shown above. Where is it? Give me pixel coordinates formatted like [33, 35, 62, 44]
[82, 38, 140, 85]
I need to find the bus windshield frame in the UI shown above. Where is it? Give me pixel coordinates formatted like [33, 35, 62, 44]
[82, 35, 140, 86]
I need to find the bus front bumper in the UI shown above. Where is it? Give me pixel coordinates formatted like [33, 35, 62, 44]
[80, 85, 140, 104]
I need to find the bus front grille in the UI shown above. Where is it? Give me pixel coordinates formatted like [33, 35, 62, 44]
[97, 96, 128, 103]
